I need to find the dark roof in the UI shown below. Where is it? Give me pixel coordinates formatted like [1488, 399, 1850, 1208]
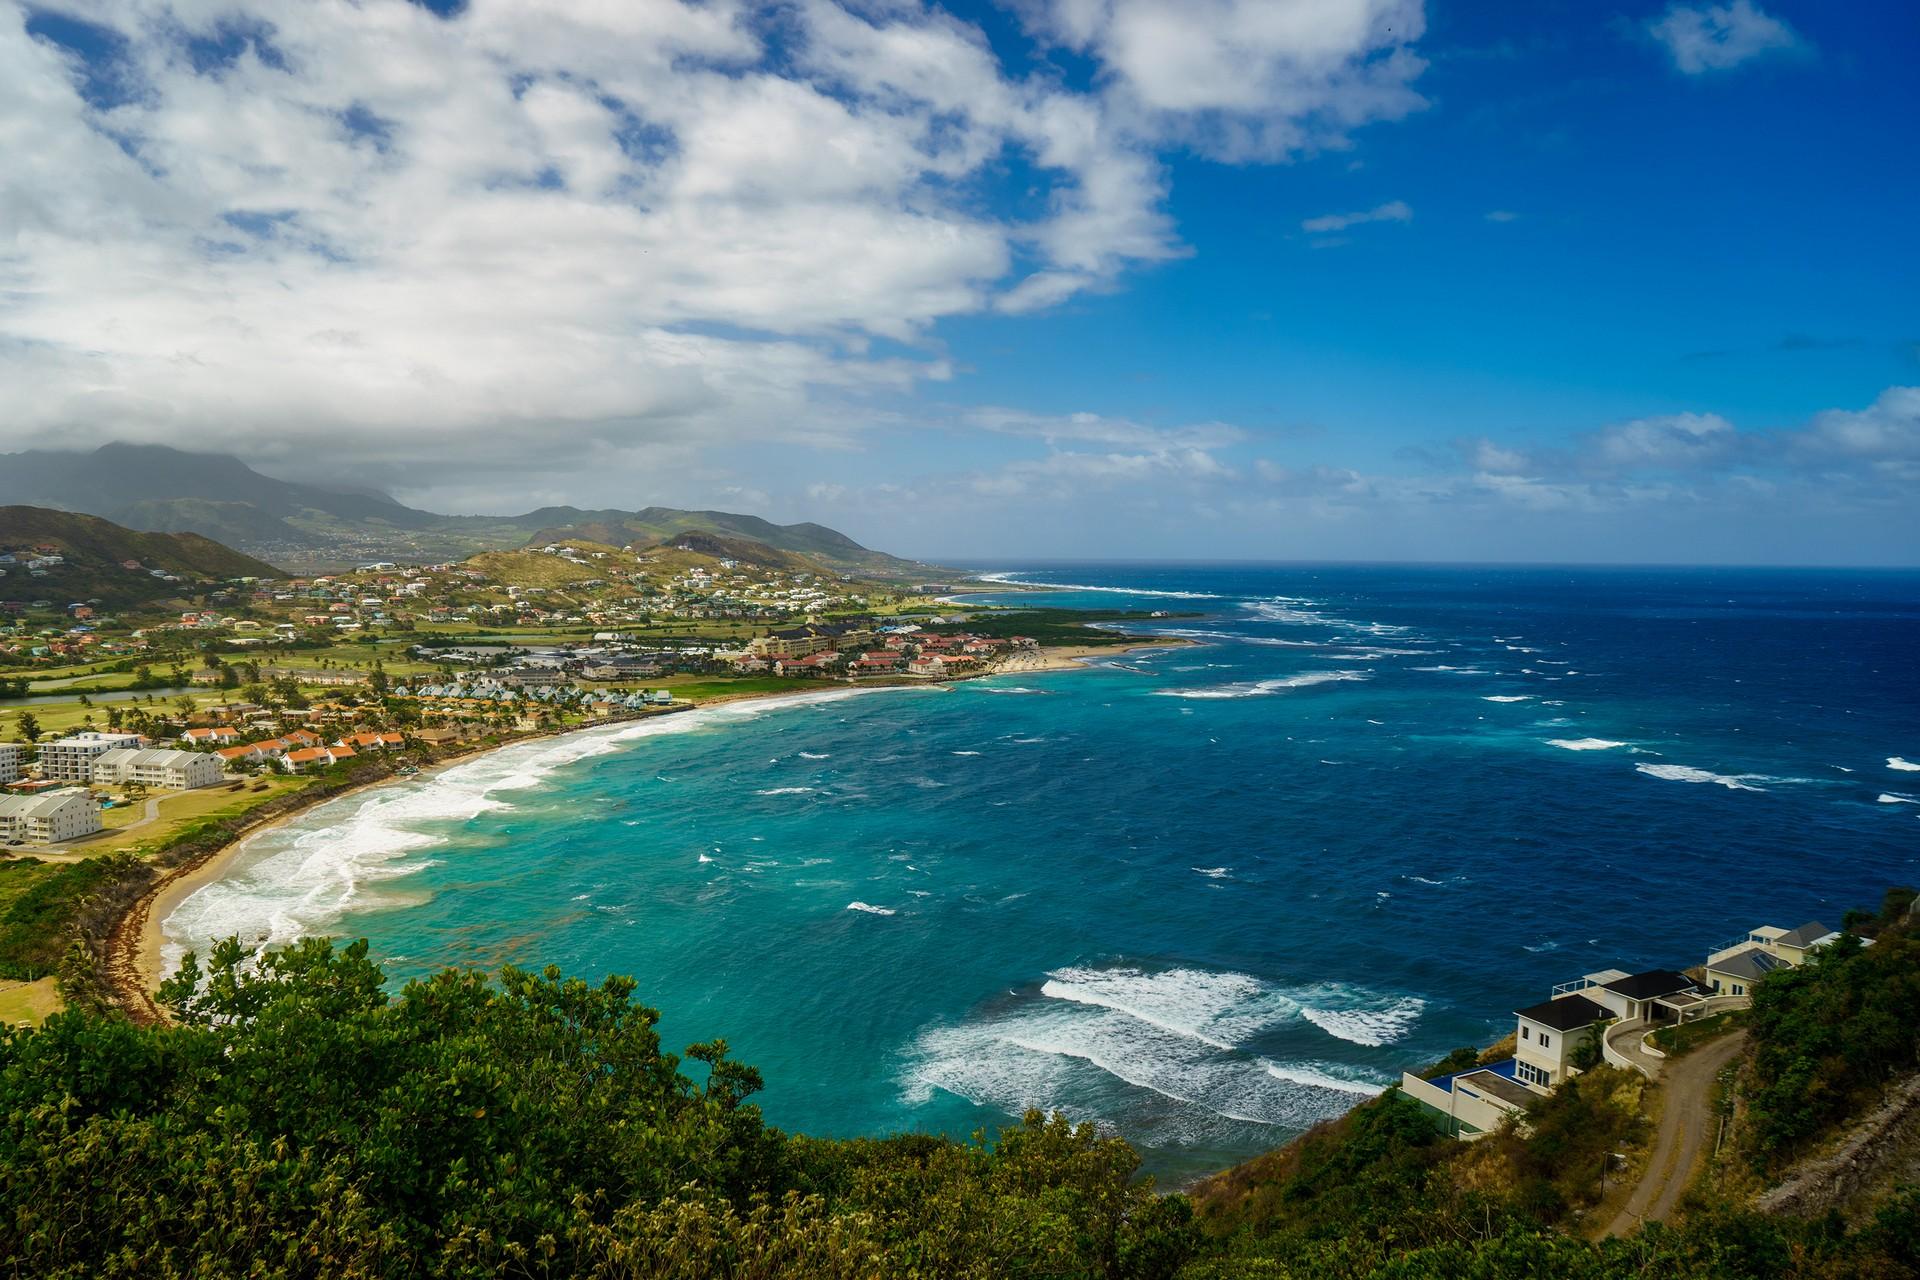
[1601, 969, 1698, 1001]
[1776, 921, 1834, 948]
[1709, 947, 1788, 981]
[1515, 994, 1611, 1031]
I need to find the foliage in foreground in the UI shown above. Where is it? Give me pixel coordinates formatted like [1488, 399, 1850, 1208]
[0, 938, 1190, 1279]
[0, 933, 1914, 1279]
[1745, 902, 1920, 1166]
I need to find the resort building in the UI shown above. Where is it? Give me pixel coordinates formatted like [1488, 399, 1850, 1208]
[0, 788, 101, 845]
[36, 731, 142, 783]
[90, 747, 225, 790]
[0, 743, 23, 786]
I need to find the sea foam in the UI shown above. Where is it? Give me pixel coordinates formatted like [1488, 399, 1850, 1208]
[1636, 763, 1768, 792]
[904, 964, 1397, 1147]
[1154, 671, 1370, 700]
[972, 572, 1220, 599]
[1889, 757, 1920, 772]
[1546, 738, 1628, 751]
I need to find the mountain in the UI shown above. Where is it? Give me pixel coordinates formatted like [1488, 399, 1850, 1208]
[0, 444, 936, 579]
[0, 506, 284, 609]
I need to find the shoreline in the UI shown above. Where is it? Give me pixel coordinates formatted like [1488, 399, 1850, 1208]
[117, 636, 1185, 1004]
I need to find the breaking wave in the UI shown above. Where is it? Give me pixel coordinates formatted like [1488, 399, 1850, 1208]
[972, 572, 1220, 599]
[904, 964, 1403, 1148]
[1636, 763, 1769, 792]
[1154, 671, 1370, 700]
[1546, 738, 1628, 751]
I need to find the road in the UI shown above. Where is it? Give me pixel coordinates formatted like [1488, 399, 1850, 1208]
[1604, 1030, 1748, 1237]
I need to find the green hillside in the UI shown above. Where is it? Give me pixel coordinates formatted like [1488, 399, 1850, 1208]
[0, 444, 939, 579]
[0, 506, 283, 608]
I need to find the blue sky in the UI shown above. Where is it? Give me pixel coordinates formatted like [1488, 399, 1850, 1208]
[2, 0, 1915, 562]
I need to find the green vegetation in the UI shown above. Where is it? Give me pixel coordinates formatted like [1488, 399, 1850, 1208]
[0, 856, 140, 981]
[1650, 1010, 1743, 1056]
[0, 504, 281, 609]
[0, 939, 1191, 1278]
[0, 899, 1915, 1278]
[1743, 893, 1920, 1168]
[5, 936, 1914, 1279]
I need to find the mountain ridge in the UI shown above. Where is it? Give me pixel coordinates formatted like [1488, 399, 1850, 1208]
[0, 444, 934, 579]
[0, 505, 285, 609]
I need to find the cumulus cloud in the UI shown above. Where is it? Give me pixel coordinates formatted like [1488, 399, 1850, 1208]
[1300, 199, 1412, 233]
[1015, 0, 1429, 161]
[0, 0, 1434, 498]
[1647, 1, 1805, 74]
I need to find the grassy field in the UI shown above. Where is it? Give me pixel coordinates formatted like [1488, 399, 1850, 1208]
[4, 689, 251, 738]
[0, 977, 60, 1026]
[78, 776, 310, 856]
[1649, 1010, 1743, 1055]
[0, 974, 59, 1028]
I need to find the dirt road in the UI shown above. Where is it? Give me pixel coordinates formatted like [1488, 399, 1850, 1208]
[1604, 1031, 1747, 1237]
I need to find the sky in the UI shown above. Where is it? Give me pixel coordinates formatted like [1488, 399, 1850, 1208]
[1, 0, 1915, 564]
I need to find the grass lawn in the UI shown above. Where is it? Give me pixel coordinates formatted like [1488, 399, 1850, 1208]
[1649, 1010, 1744, 1056]
[82, 775, 311, 856]
[5, 690, 237, 737]
[650, 676, 808, 701]
[0, 977, 60, 1026]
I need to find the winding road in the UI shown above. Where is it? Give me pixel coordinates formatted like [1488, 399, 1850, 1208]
[1604, 1030, 1748, 1237]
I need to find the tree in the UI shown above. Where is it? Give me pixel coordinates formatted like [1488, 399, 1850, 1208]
[14, 711, 40, 743]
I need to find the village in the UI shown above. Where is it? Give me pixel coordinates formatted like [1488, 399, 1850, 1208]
[1, 531, 1061, 854]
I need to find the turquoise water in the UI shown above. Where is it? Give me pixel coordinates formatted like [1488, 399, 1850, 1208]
[163, 564, 1920, 1182]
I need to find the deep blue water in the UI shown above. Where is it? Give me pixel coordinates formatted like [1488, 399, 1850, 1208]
[163, 564, 1920, 1182]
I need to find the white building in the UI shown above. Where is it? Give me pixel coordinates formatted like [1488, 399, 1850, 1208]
[90, 747, 225, 790]
[35, 731, 141, 783]
[0, 743, 24, 786]
[0, 789, 101, 845]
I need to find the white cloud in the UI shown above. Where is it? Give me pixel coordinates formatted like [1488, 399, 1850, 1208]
[1591, 412, 1738, 469]
[962, 408, 1244, 451]
[1484, 209, 1519, 223]
[1017, 0, 1429, 161]
[0, 0, 1438, 496]
[1647, 1, 1805, 74]
[1300, 199, 1411, 233]
[1795, 386, 1920, 460]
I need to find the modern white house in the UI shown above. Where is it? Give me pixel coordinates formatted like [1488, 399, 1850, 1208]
[1513, 993, 1614, 1092]
[0, 789, 101, 845]
[90, 747, 225, 790]
[36, 731, 142, 783]
[0, 743, 24, 786]
[1704, 947, 1789, 997]
[1401, 969, 1713, 1137]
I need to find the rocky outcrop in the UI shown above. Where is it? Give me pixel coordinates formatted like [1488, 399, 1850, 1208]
[1756, 1073, 1920, 1218]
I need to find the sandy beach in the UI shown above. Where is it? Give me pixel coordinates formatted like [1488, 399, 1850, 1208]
[125, 639, 1185, 998]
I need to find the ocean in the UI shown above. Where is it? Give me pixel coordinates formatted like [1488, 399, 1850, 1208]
[160, 564, 1920, 1183]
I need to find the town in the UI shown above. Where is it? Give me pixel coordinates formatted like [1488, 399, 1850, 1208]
[0, 521, 1074, 858]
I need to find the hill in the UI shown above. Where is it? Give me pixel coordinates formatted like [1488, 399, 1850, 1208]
[0, 443, 936, 579]
[0, 506, 283, 609]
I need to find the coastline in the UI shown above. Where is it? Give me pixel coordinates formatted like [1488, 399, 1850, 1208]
[118, 636, 1185, 1004]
